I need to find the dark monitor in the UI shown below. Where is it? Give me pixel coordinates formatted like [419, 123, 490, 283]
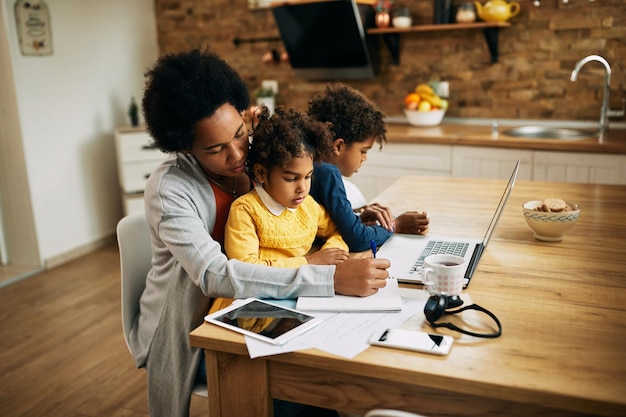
[272, 0, 379, 80]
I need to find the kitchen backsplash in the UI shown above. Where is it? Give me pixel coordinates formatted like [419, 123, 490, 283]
[153, 0, 625, 122]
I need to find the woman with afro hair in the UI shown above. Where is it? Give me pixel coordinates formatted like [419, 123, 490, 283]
[133, 49, 390, 417]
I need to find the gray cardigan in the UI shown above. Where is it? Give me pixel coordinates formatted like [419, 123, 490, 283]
[129, 153, 335, 417]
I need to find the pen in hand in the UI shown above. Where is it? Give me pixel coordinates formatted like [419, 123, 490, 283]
[370, 240, 377, 258]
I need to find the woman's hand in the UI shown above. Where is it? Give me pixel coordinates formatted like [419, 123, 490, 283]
[306, 248, 349, 265]
[358, 203, 396, 231]
[333, 258, 390, 297]
[394, 211, 429, 235]
[349, 250, 373, 259]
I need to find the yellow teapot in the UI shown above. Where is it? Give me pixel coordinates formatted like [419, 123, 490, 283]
[474, 0, 520, 22]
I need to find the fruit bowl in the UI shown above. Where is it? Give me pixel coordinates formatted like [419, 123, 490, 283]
[522, 200, 580, 241]
[404, 109, 446, 127]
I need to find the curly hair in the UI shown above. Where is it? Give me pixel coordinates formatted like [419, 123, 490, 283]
[249, 106, 333, 173]
[308, 84, 387, 148]
[142, 49, 250, 153]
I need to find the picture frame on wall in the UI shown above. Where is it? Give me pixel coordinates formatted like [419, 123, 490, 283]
[14, 0, 53, 56]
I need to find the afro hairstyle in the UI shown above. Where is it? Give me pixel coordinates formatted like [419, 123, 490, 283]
[308, 84, 387, 148]
[249, 106, 334, 175]
[142, 49, 250, 153]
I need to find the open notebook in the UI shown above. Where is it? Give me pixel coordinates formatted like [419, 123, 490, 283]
[377, 160, 520, 287]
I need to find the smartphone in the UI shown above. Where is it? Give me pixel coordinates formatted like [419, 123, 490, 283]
[369, 328, 454, 355]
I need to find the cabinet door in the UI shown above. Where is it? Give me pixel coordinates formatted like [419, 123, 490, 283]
[116, 130, 163, 162]
[533, 151, 626, 184]
[120, 160, 165, 193]
[123, 194, 146, 215]
[115, 128, 169, 214]
[452, 146, 533, 180]
[350, 143, 452, 201]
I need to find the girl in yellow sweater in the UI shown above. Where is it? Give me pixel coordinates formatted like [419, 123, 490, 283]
[226, 106, 348, 266]
[210, 107, 350, 312]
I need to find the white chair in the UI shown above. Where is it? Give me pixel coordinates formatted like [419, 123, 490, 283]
[364, 410, 428, 417]
[117, 212, 208, 397]
[342, 177, 368, 209]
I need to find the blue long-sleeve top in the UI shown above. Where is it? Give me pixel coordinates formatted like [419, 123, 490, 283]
[310, 162, 392, 252]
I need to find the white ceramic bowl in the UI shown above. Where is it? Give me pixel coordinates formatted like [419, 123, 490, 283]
[522, 200, 580, 241]
[404, 109, 446, 127]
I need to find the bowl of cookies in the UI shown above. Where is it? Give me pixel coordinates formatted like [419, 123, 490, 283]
[522, 198, 580, 241]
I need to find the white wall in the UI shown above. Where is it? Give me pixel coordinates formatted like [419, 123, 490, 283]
[2, 0, 158, 266]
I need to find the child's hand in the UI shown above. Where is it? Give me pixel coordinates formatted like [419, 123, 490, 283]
[241, 105, 264, 130]
[306, 248, 349, 265]
[358, 203, 396, 231]
[394, 211, 429, 235]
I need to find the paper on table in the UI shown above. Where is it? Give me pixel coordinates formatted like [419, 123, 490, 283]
[245, 289, 482, 358]
[246, 290, 425, 359]
[305, 298, 422, 358]
[295, 276, 403, 312]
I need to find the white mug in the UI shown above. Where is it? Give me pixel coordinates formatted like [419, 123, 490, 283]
[420, 254, 466, 296]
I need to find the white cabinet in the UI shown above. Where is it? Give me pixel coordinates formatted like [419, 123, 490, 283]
[350, 143, 452, 201]
[452, 146, 533, 180]
[353, 142, 626, 200]
[533, 151, 626, 184]
[114, 127, 168, 215]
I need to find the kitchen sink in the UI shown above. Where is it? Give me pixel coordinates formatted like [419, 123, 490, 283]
[503, 126, 597, 140]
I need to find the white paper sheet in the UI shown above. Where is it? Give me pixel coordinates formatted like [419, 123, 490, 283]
[245, 288, 428, 359]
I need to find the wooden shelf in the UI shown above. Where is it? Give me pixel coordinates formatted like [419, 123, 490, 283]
[366, 21, 511, 64]
[367, 21, 510, 34]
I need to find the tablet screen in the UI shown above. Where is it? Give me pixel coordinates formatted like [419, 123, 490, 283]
[205, 298, 322, 345]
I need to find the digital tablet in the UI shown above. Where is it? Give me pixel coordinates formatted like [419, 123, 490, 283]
[204, 298, 323, 345]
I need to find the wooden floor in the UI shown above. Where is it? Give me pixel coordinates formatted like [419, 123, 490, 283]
[0, 264, 42, 288]
[0, 243, 207, 417]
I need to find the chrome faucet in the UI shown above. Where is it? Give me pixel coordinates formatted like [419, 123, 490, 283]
[570, 55, 624, 141]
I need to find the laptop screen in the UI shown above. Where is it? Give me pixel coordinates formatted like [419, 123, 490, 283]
[481, 160, 520, 246]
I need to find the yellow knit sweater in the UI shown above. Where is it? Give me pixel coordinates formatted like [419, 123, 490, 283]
[209, 189, 348, 314]
[224, 188, 348, 267]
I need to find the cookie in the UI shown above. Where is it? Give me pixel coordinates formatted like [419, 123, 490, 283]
[537, 198, 570, 212]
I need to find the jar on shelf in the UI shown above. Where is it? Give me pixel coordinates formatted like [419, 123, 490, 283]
[392, 6, 412, 28]
[456, 2, 476, 23]
[376, 11, 391, 28]
[374, 0, 393, 28]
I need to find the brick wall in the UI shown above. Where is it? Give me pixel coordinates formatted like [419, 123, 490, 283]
[153, 0, 625, 122]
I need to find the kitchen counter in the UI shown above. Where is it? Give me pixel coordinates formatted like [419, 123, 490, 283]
[385, 118, 626, 154]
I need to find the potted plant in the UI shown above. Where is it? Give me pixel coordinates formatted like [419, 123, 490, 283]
[128, 96, 139, 126]
[254, 86, 276, 115]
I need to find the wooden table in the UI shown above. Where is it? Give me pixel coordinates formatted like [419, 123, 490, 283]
[190, 176, 626, 417]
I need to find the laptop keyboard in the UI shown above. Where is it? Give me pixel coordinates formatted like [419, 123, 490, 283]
[409, 240, 470, 274]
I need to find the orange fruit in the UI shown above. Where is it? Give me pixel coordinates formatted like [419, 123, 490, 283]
[404, 93, 421, 108]
[406, 101, 419, 110]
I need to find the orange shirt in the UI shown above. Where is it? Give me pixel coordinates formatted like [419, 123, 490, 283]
[208, 182, 234, 249]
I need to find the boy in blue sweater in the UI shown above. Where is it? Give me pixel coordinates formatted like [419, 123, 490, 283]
[309, 84, 430, 253]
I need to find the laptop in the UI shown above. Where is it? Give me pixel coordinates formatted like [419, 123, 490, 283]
[376, 160, 519, 287]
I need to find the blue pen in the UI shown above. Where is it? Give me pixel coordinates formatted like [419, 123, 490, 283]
[370, 240, 377, 258]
